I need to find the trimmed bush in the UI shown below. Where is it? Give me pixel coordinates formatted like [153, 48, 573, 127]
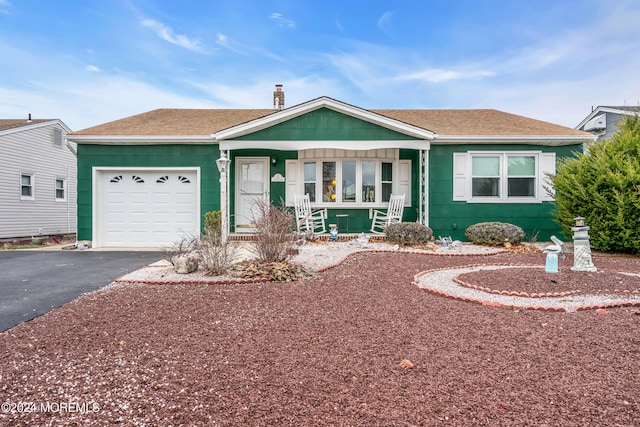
[465, 222, 524, 246]
[552, 115, 640, 254]
[385, 222, 433, 246]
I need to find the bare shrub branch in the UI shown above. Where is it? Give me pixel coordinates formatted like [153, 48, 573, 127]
[249, 198, 296, 263]
[163, 233, 200, 265]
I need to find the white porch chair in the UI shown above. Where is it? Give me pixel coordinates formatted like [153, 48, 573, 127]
[294, 194, 326, 234]
[370, 193, 405, 234]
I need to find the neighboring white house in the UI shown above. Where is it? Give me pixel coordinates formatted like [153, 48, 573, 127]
[576, 106, 640, 141]
[0, 117, 76, 240]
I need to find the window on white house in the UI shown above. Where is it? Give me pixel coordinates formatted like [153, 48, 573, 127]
[55, 178, 66, 201]
[53, 128, 63, 147]
[21, 174, 34, 199]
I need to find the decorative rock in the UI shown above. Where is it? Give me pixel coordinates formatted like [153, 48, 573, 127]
[399, 359, 414, 369]
[595, 309, 608, 316]
[174, 255, 199, 274]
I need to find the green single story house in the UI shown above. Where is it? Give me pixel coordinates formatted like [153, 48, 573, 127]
[67, 89, 594, 248]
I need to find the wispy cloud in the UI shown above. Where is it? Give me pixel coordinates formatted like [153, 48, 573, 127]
[269, 13, 295, 28]
[215, 32, 283, 61]
[0, 0, 11, 14]
[215, 33, 248, 55]
[85, 65, 100, 72]
[141, 18, 206, 52]
[400, 68, 495, 83]
[377, 11, 394, 36]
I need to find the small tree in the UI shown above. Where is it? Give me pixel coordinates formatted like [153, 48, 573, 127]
[250, 199, 296, 263]
[552, 114, 640, 254]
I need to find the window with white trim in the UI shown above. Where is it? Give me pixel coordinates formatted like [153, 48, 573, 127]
[20, 173, 34, 200]
[285, 149, 411, 207]
[295, 159, 406, 205]
[55, 178, 66, 201]
[454, 151, 556, 203]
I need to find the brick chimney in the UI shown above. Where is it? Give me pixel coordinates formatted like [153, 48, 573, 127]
[273, 84, 284, 110]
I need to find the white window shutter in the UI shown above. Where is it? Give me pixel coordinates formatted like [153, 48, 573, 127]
[453, 153, 468, 201]
[540, 152, 556, 201]
[398, 160, 411, 206]
[285, 160, 298, 206]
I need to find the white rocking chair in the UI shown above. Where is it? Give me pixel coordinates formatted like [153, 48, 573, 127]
[294, 194, 326, 235]
[370, 193, 405, 234]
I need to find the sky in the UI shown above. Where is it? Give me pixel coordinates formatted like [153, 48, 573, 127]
[1, 0, 640, 131]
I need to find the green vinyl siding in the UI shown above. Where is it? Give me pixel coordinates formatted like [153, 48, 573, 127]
[429, 143, 583, 241]
[232, 108, 420, 141]
[76, 144, 221, 241]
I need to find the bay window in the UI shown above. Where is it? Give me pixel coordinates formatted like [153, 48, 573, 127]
[293, 158, 406, 205]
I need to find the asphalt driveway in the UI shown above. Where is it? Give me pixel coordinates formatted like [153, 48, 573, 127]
[0, 249, 162, 332]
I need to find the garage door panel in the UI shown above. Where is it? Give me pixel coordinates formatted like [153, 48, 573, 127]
[98, 170, 198, 248]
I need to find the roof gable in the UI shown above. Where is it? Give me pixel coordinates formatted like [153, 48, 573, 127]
[231, 107, 420, 141]
[213, 97, 436, 141]
[0, 119, 71, 136]
[576, 106, 640, 130]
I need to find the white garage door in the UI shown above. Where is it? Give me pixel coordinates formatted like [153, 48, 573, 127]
[97, 170, 199, 248]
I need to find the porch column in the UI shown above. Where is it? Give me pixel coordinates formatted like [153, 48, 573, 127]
[216, 150, 231, 243]
[419, 149, 429, 226]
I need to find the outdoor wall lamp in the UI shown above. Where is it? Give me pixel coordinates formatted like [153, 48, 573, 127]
[216, 152, 230, 174]
[271, 157, 277, 166]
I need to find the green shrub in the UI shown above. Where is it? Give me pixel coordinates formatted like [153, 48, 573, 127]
[465, 222, 524, 246]
[552, 115, 640, 254]
[385, 222, 433, 245]
[204, 211, 222, 239]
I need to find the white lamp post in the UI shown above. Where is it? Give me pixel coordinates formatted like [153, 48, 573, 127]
[216, 151, 231, 243]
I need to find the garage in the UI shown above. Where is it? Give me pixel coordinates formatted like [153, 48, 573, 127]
[95, 169, 200, 248]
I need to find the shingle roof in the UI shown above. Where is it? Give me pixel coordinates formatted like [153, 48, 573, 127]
[70, 109, 276, 136]
[372, 109, 589, 137]
[0, 119, 52, 132]
[69, 106, 589, 138]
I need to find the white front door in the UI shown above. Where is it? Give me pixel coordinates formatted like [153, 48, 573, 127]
[235, 158, 269, 232]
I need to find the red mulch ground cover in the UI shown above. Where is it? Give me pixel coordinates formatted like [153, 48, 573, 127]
[1, 252, 639, 426]
[457, 255, 640, 296]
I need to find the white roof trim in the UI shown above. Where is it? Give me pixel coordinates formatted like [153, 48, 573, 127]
[220, 139, 430, 151]
[67, 135, 214, 144]
[212, 97, 438, 141]
[576, 106, 640, 130]
[0, 119, 72, 137]
[434, 135, 595, 146]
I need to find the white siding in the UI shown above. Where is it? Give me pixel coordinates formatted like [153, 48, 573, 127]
[0, 122, 77, 239]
